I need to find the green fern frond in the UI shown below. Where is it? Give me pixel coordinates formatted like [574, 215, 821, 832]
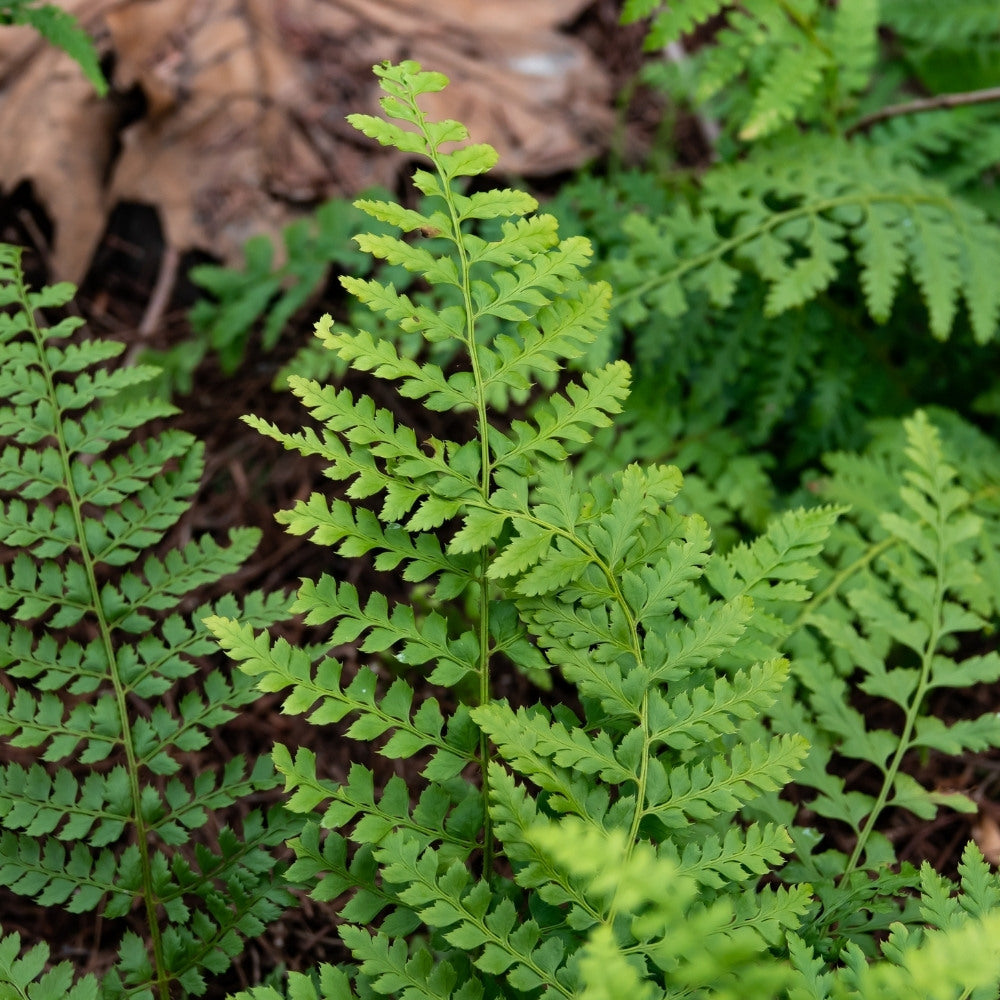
[772, 410, 1000, 919]
[200, 59, 861, 1000]
[625, 0, 879, 139]
[0, 1, 106, 95]
[613, 137, 1000, 342]
[0, 245, 294, 996]
[0, 924, 99, 1000]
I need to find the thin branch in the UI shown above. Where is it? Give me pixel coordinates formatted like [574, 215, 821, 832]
[847, 85, 1000, 136]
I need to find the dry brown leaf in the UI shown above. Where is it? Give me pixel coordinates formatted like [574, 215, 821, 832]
[0, 0, 613, 281]
[973, 812, 1000, 866]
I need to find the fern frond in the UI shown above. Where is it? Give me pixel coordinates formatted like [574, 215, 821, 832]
[613, 137, 1000, 342]
[625, 0, 879, 140]
[0, 1, 106, 95]
[0, 246, 293, 995]
[0, 924, 99, 1000]
[777, 410, 1000, 889]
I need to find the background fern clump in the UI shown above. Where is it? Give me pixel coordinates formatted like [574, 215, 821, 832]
[537, 0, 1000, 505]
[0, 245, 299, 999]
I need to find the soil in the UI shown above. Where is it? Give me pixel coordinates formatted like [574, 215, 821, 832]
[1, 3, 996, 994]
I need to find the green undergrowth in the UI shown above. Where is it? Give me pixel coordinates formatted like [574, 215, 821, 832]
[171, 1, 1000, 535]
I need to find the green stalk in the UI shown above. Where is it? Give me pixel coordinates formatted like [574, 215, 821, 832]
[405, 90, 497, 876]
[19, 260, 170, 1000]
[840, 511, 947, 880]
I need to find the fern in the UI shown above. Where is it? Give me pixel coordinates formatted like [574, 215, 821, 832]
[205, 59, 828, 998]
[0, 245, 298, 998]
[0, 1, 106, 95]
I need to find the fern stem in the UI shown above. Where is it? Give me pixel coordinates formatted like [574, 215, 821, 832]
[791, 535, 897, 631]
[404, 86, 498, 876]
[840, 517, 948, 880]
[18, 264, 171, 999]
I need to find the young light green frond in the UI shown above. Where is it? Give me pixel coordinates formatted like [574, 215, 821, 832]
[128, 54, 1000, 1000]
[473, 702, 634, 788]
[344, 114, 430, 157]
[463, 214, 555, 267]
[339, 275, 465, 345]
[471, 237, 593, 324]
[478, 282, 612, 396]
[352, 233, 459, 286]
[276, 495, 476, 599]
[316, 321, 473, 412]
